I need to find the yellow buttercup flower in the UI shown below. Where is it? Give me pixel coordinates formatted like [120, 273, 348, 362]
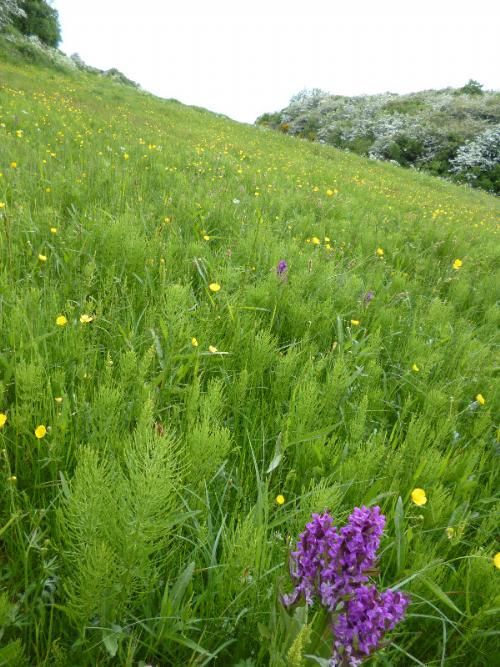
[79, 314, 94, 324]
[275, 494, 285, 505]
[452, 258, 462, 270]
[475, 393, 485, 405]
[351, 319, 360, 326]
[50, 227, 57, 234]
[376, 247, 384, 256]
[38, 254, 47, 262]
[326, 189, 334, 196]
[209, 282, 221, 292]
[412, 363, 420, 372]
[0, 202, 5, 209]
[311, 236, 321, 245]
[208, 345, 218, 354]
[203, 235, 210, 241]
[191, 337, 199, 347]
[494, 552, 500, 569]
[411, 488, 427, 506]
[56, 315, 68, 327]
[10, 162, 17, 169]
[54, 397, 63, 404]
[0, 413, 7, 428]
[35, 425, 47, 439]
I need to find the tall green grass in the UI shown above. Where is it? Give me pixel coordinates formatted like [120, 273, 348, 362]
[0, 52, 499, 665]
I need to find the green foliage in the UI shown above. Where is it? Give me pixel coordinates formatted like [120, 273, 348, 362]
[58, 413, 181, 633]
[379, 135, 425, 166]
[256, 111, 282, 127]
[286, 620, 312, 666]
[0, 42, 498, 665]
[184, 377, 233, 486]
[382, 96, 427, 115]
[14, 0, 60, 47]
[460, 79, 484, 96]
[0, 592, 25, 665]
[345, 135, 373, 155]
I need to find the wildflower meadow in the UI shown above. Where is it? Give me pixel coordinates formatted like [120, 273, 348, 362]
[0, 45, 499, 666]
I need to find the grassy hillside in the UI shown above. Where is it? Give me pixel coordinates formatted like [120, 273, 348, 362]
[257, 87, 500, 193]
[0, 51, 499, 666]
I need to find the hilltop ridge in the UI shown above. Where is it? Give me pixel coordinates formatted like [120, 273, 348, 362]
[0, 29, 140, 88]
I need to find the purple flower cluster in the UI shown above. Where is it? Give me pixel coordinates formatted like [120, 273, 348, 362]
[276, 259, 288, 277]
[283, 511, 339, 607]
[363, 290, 375, 304]
[283, 507, 385, 609]
[333, 586, 409, 666]
[283, 507, 409, 666]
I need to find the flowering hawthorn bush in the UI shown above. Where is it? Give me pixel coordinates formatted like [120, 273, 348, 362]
[283, 507, 409, 666]
[258, 87, 500, 192]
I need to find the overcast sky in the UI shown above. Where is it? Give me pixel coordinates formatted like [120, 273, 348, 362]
[52, 0, 500, 123]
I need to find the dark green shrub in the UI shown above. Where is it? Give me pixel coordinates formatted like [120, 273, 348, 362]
[455, 164, 500, 194]
[297, 113, 321, 140]
[346, 135, 373, 155]
[14, 0, 60, 47]
[459, 79, 484, 96]
[379, 135, 425, 166]
[382, 97, 426, 115]
[255, 112, 281, 128]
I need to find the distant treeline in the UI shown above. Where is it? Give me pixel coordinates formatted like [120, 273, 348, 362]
[257, 82, 500, 194]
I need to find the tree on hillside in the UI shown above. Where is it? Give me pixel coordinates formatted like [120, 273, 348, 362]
[14, 0, 60, 47]
[460, 79, 484, 96]
[0, 0, 25, 28]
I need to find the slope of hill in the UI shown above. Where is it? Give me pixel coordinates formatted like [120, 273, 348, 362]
[257, 86, 500, 194]
[0, 46, 499, 666]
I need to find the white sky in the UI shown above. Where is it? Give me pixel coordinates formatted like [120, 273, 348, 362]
[52, 0, 500, 123]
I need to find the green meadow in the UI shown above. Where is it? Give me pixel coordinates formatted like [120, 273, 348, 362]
[0, 52, 499, 666]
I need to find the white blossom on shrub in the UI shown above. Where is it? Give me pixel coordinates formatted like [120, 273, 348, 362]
[0, 0, 25, 28]
[449, 126, 500, 181]
[24, 34, 77, 69]
[261, 85, 500, 191]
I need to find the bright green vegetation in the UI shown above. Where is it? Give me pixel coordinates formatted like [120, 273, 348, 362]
[0, 50, 499, 666]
